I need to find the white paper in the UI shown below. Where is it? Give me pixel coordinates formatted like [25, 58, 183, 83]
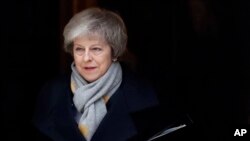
[147, 124, 187, 141]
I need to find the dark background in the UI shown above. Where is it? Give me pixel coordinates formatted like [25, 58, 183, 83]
[1, 0, 249, 140]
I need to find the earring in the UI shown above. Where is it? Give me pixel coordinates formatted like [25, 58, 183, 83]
[112, 58, 117, 62]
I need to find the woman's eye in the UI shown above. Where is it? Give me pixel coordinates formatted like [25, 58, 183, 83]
[92, 48, 101, 51]
[75, 47, 84, 51]
[91, 48, 102, 55]
[74, 47, 85, 55]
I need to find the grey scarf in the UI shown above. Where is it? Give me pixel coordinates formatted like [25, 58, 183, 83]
[70, 62, 122, 141]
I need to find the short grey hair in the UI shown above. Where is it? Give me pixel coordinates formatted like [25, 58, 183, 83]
[63, 7, 127, 58]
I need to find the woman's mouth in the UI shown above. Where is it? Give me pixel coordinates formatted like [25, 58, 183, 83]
[84, 67, 96, 71]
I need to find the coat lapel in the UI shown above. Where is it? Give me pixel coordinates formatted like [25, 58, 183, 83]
[91, 89, 138, 141]
[53, 105, 85, 141]
[52, 88, 86, 141]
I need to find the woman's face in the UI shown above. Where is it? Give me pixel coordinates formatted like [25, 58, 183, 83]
[73, 36, 113, 82]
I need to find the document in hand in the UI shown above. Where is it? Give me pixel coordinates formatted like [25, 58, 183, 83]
[130, 106, 193, 141]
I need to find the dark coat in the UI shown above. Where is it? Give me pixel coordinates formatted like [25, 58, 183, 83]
[32, 66, 192, 141]
[32, 66, 159, 141]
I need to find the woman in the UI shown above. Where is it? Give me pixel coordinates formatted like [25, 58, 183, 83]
[32, 7, 161, 141]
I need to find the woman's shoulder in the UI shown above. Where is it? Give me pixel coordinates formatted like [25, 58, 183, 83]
[45, 73, 70, 87]
[38, 73, 71, 95]
[121, 62, 153, 87]
[33, 73, 71, 117]
[37, 73, 71, 103]
[120, 62, 159, 111]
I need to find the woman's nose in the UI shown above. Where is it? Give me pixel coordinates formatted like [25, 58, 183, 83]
[83, 51, 92, 61]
